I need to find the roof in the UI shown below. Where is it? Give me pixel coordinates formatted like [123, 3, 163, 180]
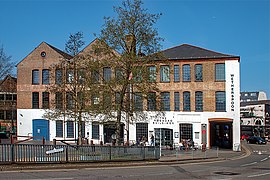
[47, 43, 73, 59]
[161, 44, 239, 60]
[241, 100, 270, 107]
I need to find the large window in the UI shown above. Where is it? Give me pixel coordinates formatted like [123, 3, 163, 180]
[55, 68, 62, 84]
[42, 92, 49, 109]
[183, 91, 190, 111]
[55, 92, 63, 109]
[182, 64, 191, 82]
[103, 67, 111, 82]
[66, 92, 73, 109]
[136, 123, 148, 142]
[179, 123, 193, 142]
[160, 65, 170, 82]
[91, 70, 100, 83]
[56, 120, 63, 137]
[42, 69, 50, 84]
[161, 92, 170, 111]
[92, 123, 99, 139]
[216, 91, 226, 111]
[148, 66, 156, 82]
[195, 64, 203, 81]
[32, 70, 39, 84]
[115, 68, 124, 81]
[67, 121, 74, 138]
[215, 63, 225, 81]
[32, 92, 39, 109]
[66, 69, 74, 83]
[147, 92, 156, 111]
[195, 91, 203, 112]
[134, 93, 143, 111]
[174, 65, 180, 82]
[174, 92, 180, 111]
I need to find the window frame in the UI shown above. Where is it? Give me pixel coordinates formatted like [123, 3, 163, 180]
[195, 91, 203, 112]
[160, 92, 170, 111]
[32, 69, 39, 85]
[195, 64, 203, 81]
[147, 92, 156, 111]
[174, 92, 180, 111]
[160, 65, 170, 83]
[182, 64, 191, 82]
[103, 67, 111, 82]
[32, 92, 39, 109]
[174, 65, 180, 82]
[42, 69, 50, 84]
[183, 91, 191, 111]
[42, 92, 50, 109]
[215, 63, 225, 81]
[215, 91, 226, 112]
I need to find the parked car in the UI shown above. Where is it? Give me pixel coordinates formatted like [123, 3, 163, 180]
[247, 136, 267, 144]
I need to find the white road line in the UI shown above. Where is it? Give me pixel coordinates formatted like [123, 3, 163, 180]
[240, 162, 257, 167]
[248, 172, 270, 178]
[260, 157, 268, 162]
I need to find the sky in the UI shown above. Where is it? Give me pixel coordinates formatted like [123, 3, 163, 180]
[0, 0, 269, 98]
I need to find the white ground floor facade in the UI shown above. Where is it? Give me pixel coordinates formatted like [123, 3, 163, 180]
[17, 109, 241, 151]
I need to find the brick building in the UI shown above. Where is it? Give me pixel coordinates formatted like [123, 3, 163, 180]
[17, 41, 241, 151]
[0, 75, 17, 134]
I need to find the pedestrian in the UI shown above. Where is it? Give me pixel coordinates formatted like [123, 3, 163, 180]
[150, 134, 155, 146]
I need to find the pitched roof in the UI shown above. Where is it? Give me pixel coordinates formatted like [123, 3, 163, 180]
[162, 44, 239, 60]
[47, 43, 73, 59]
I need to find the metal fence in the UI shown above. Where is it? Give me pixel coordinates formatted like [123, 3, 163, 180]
[0, 144, 160, 164]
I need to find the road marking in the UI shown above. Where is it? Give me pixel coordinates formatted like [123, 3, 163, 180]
[30, 178, 74, 180]
[248, 172, 270, 178]
[260, 157, 268, 162]
[241, 162, 257, 167]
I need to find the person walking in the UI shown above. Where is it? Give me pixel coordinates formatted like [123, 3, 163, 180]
[150, 134, 155, 146]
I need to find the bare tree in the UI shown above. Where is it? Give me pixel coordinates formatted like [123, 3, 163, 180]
[43, 32, 86, 145]
[0, 45, 14, 80]
[84, 0, 164, 145]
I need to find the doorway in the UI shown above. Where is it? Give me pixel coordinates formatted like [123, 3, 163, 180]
[210, 121, 232, 148]
[103, 122, 124, 144]
[154, 128, 173, 146]
[32, 119, 49, 141]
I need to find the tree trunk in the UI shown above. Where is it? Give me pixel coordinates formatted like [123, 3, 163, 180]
[116, 109, 122, 146]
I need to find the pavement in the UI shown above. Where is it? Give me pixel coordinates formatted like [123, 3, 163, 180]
[0, 143, 249, 172]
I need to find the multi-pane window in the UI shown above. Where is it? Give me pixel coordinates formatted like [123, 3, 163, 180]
[160, 65, 170, 82]
[174, 92, 180, 111]
[66, 69, 74, 83]
[67, 121, 74, 138]
[91, 70, 100, 83]
[66, 92, 73, 109]
[183, 91, 190, 111]
[147, 92, 156, 111]
[179, 123, 193, 142]
[32, 70, 39, 84]
[55, 68, 62, 84]
[195, 64, 203, 81]
[32, 92, 39, 109]
[42, 92, 49, 109]
[103, 67, 111, 82]
[136, 123, 148, 142]
[148, 66, 156, 82]
[182, 64, 191, 82]
[56, 120, 63, 137]
[42, 69, 50, 84]
[78, 69, 85, 84]
[115, 68, 124, 81]
[134, 67, 142, 82]
[216, 91, 226, 111]
[195, 91, 203, 112]
[81, 121, 85, 137]
[174, 65, 180, 82]
[55, 92, 63, 109]
[215, 63, 225, 81]
[92, 123, 99, 139]
[161, 92, 170, 111]
[134, 93, 143, 111]
[103, 92, 111, 109]
[115, 92, 121, 105]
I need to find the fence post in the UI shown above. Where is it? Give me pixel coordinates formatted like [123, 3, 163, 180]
[11, 144, 15, 163]
[65, 146, 68, 163]
[109, 146, 112, 160]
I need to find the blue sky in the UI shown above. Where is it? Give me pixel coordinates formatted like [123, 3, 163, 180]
[0, 0, 269, 98]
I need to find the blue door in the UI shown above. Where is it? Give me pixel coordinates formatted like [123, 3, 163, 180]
[32, 119, 49, 141]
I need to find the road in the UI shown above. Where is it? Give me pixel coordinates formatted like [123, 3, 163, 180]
[0, 142, 269, 180]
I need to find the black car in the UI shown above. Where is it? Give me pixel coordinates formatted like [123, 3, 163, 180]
[247, 136, 267, 144]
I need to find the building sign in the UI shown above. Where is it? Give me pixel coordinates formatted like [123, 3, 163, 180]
[152, 116, 174, 125]
[230, 74, 235, 112]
